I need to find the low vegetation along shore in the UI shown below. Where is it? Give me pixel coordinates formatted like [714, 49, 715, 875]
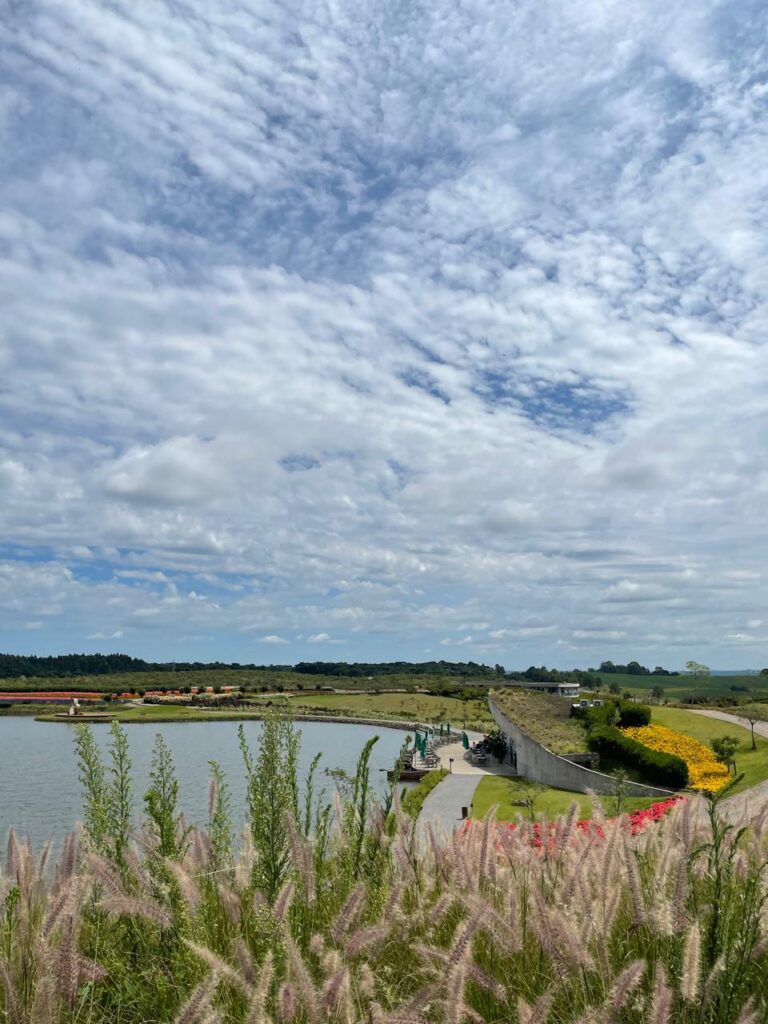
[3, 712, 768, 1024]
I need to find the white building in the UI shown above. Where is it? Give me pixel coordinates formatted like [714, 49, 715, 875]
[521, 680, 581, 699]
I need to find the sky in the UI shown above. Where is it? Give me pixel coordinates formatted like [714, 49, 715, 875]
[1, 0, 767, 671]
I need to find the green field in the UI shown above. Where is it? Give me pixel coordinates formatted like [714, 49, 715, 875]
[0, 668, 415, 694]
[594, 672, 768, 700]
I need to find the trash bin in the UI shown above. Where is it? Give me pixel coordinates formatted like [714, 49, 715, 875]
[461, 806, 468, 819]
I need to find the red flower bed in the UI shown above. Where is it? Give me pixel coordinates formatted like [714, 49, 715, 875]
[463, 797, 684, 847]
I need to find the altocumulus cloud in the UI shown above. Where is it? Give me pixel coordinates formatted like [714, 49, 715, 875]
[0, 0, 766, 667]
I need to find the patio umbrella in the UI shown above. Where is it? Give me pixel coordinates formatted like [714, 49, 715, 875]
[462, 731, 469, 750]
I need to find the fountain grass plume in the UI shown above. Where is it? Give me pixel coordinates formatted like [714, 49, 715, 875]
[4, 726, 768, 1024]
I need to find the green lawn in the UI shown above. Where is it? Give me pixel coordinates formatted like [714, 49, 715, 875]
[652, 706, 768, 796]
[471, 776, 655, 821]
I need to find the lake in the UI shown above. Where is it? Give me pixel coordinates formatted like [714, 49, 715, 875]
[0, 717, 408, 849]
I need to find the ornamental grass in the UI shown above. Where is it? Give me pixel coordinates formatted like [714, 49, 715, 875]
[2, 715, 768, 1024]
[623, 724, 731, 792]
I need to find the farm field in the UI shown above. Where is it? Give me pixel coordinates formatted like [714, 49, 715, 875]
[596, 671, 768, 699]
[0, 668, 491, 696]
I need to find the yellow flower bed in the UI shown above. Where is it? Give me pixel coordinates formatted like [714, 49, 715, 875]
[623, 724, 730, 792]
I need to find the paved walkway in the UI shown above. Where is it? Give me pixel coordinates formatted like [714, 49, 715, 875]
[419, 774, 482, 838]
[417, 730, 516, 839]
[692, 708, 768, 740]
[431, 739, 516, 777]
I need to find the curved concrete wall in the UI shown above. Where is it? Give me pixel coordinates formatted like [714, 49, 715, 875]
[488, 693, 673, 798]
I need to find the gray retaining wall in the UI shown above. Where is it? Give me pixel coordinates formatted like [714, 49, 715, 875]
[488, 694, 673, 798]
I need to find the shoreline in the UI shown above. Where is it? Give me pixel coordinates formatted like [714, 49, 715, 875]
[33, 709, 447, 732]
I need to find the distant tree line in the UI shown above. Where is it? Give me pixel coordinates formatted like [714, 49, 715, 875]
[597, 661, 674, 676]
[0, 653, 293, 679]
[507, 666, 601, 684]
[0, 653, 505, 681]
[292, 660, 505, 678]
[0, 651, 682, 682]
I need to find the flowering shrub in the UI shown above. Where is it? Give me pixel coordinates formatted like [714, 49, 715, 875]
[623, 724, 731, 792]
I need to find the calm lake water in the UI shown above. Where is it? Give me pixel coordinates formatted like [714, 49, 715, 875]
[0, 717, 408, 849]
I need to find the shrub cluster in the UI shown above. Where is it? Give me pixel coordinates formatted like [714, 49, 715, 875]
[588, 724, 689, 789]
[616, 700, 651, 727]
[577, 699, 651, 728]
[576, 701, 616, 727]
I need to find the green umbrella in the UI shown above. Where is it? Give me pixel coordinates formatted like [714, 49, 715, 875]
[462, 731, 469, 750]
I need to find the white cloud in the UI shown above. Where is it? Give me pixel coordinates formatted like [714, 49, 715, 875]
[0, 0, 766, 668]
[307, 633, 331, 644]
[260, 635, 287, 645]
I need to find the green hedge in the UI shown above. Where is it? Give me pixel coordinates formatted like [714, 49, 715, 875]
[616, 701, 651, 727]
[401, 769, 449, 817]
[582, 702, 616, 726]
[576, 700, 651, 729]
[587, 725, 688, 789]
